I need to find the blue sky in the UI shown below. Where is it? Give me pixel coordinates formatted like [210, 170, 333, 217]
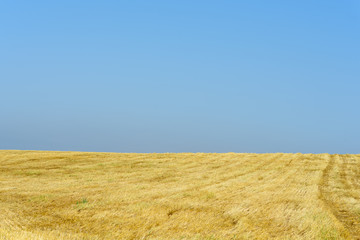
[1, 1, 359, 153]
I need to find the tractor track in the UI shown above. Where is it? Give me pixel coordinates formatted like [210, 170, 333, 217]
[319, 154, 360, 239]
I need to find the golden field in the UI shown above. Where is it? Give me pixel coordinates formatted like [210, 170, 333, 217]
[0, 151, 360, 239]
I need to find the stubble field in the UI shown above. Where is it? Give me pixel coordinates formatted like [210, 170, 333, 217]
[0, 150, 360, 239]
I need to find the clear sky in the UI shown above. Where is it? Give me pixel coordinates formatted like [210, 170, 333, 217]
[1, 1, 359, 153]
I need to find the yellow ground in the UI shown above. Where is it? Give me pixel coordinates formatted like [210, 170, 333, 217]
[0, 151, 360, 239]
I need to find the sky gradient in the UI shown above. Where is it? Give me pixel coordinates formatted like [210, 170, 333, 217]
[1, 1, 359, 153]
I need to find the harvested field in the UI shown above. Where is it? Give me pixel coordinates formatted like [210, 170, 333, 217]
[0, 150, 360, 239]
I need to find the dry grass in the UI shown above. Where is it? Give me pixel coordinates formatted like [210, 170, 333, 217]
[0, 150, 360, 239]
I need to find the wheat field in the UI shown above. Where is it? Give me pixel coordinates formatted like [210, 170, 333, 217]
[0, 151, 360, 239]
